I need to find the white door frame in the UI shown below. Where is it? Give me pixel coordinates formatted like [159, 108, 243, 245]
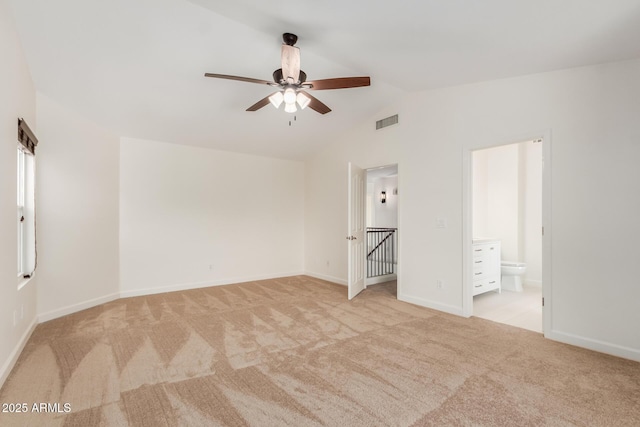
[462, 130, 552, 336]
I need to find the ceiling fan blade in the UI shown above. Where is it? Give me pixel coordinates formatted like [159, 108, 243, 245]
[246, 94, 275, 112]
[306, 76, 371, 90]
[281, 44, 300, 83]
[298, 90, 331, 114]
[204, 73, 272, 86]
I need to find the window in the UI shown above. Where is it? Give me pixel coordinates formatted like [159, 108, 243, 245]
[17, 148, 24, 274]
[17, 147, 35, 278]
[17, 119, 37, 282]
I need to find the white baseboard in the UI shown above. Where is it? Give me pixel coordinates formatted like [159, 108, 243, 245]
[119, 271, 306, 298]
[398, 292, 464, 316]
[0, 317, 37, 388]
[39, 272, 306, 320]
[39, 292, 120, 323]
[547, 329, 640, 362]
[303, 271, 347, 286]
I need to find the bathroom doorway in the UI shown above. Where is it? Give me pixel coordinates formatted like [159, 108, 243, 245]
[470, 139, 543, 332]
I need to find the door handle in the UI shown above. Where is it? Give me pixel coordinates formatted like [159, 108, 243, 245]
[345, 236, 357, 240]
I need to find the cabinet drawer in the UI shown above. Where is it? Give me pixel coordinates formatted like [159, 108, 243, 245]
[473, 259, 486, 276]
[472, 279, 488, 296]
[473, 244, 498, 258]
[473, 276, 500, 296]
[473, 268, 486, 279]
[473, 246, 486, 258]
[485, 278, 499, 291]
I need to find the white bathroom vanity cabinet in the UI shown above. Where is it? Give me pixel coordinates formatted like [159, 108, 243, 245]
[472, 239, 501, 296]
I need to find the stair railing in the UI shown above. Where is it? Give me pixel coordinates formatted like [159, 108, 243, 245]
[366, 227, 397, 278]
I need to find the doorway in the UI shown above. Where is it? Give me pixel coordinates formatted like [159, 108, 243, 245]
[463, 135, 551, 335]
[366, 164, 398, 286]
[348, 163, 399, 300]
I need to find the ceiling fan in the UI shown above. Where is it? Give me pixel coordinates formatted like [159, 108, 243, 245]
[204, 33, 371, 115]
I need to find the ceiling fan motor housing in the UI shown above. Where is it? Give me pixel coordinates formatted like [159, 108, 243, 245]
[273, 68, 306, 85]
[282, 33, 298, 46]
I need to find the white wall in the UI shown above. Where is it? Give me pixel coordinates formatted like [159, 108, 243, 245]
[35, 93, 120, 320]
[486, 144, 520, 260]
[0, 0, 38, 386]
[120, 138, 305, 295]
[305, 58, 640, 361]
[373, 176, 398, 228]
[472, 150, 489, 237]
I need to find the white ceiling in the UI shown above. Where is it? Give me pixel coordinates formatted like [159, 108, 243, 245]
[9, 0, 640, 160]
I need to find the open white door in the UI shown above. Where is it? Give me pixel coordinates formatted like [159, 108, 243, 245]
[348, 162, 366, 300]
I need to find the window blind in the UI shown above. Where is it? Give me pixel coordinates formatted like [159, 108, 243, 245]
[18, 118, 38, 154]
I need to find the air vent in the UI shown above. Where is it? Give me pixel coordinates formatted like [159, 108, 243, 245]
[376, 114, 398, 130]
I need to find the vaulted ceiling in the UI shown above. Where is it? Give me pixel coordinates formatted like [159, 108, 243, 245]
[9, 0, 640, 159]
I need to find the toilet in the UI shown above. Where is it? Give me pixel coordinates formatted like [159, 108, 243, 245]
[501, 261, 526, 292]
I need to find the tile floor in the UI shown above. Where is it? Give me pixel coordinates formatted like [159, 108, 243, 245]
[472, 284, 543, 333]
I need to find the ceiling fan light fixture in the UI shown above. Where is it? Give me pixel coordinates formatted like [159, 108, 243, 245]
[284, 102, 297, 113]
[283, 87, 297, 105]
[296, 92, 310, 110]
[269, 91, 284, 108]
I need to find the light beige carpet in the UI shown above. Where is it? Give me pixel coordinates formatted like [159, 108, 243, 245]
[1, 276, 638, 426]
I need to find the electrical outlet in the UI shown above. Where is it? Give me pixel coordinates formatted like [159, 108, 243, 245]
[326, 260, 330, 267]
[436, 218, 447, 229]
[436, 280, 444, 289]
[208, 264, 214, 270]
